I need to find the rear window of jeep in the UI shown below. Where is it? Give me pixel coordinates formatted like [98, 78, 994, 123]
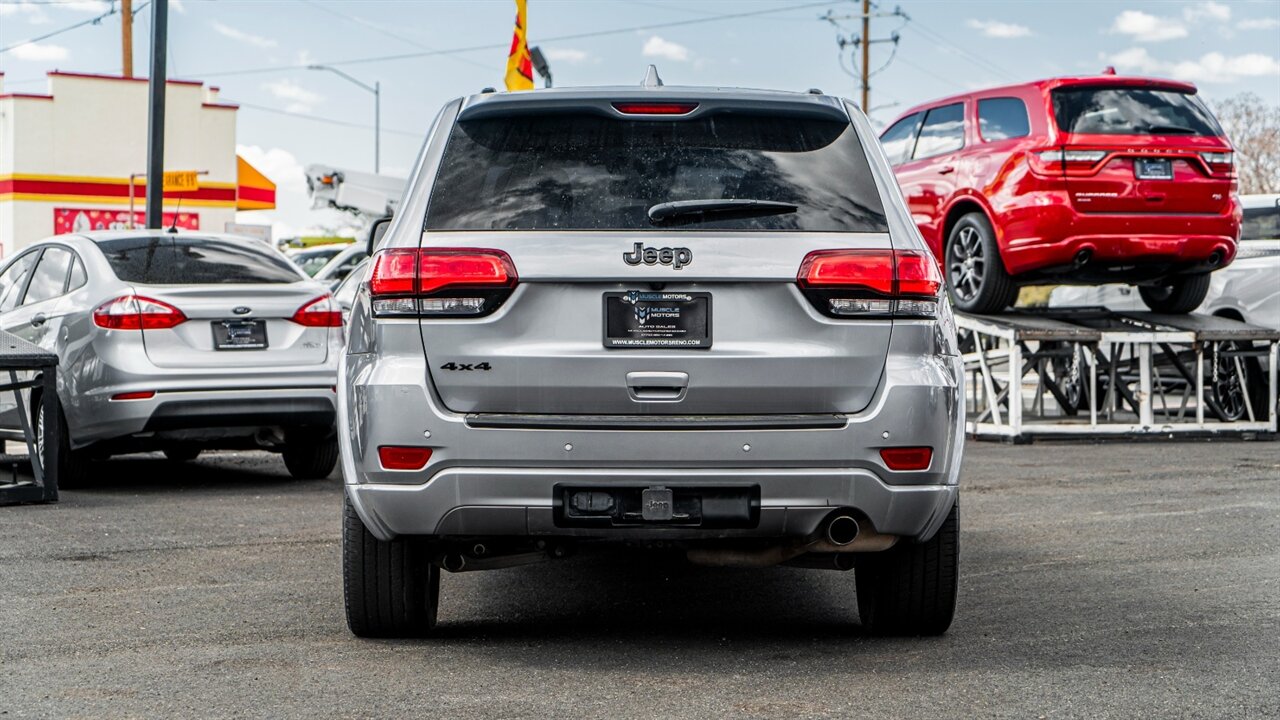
[426, 112, 889, 233]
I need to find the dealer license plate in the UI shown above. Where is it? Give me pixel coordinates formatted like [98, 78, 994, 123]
[603, 291, 711, 349]
[1134, 158, 1173, 180]
[212, 319, 268, 350]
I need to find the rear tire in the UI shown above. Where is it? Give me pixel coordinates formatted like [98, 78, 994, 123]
[343, 495, 439, 638]
[282, 434, 338, 479]
[162, 445, 201, 463]
[1138, 274, 1211, 314]
[945, 213, 1019, 314]
[35, 396, 89, 488]
[856, 497, 959, 636]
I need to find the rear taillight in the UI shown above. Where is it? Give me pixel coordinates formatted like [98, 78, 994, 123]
[1040, 149, 1107, 164]
[92, 295, 186, 330]
[1028, 147, 1110, 177]
[291, 295, 343, 327]
[368, 248, 517, 318]
[797, 249, 942, 318]
[1199, 151, 1234, 175]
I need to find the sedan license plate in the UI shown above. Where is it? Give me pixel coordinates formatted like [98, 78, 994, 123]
[212, 319, 268, 350]
[604, 291, 711, 349]
[1134, 158, 1173, 180]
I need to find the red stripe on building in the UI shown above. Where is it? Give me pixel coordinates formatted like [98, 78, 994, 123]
[0, 178, 235, 202]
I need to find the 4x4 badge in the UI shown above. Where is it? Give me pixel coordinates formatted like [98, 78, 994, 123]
[623, 242, 692, 270]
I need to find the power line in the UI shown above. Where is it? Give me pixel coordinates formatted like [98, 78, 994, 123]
[226, 98, 422, 138]
[0, 1, 148, 55]
[191, 1, 838, 78]
[296, 0, 492, 72]
[906, 18, 1017, 83]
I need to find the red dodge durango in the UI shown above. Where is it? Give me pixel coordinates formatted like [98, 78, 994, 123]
[880, 74, 1241, 314]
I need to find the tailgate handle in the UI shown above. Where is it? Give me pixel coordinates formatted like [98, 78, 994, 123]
[626, 371, 688, 402]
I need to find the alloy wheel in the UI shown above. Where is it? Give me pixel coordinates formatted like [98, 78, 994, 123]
[1211, 343, 1247, 421]
[948, 225, 985, 302]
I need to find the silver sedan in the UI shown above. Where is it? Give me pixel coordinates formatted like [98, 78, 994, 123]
[0, 231, 341, 484]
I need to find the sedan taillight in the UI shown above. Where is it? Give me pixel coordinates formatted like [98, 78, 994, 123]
[291, 295, 343, 327]
[797, 249, 942, 318]
[368, 248, 518, 318]
[93, 295, 186, 330]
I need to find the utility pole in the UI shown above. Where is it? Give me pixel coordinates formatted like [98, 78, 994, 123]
[145, 0, 168, 229]
[861, 0, 870, 112]
[121, 0, 133, 78]
[822, 3, 907, 114]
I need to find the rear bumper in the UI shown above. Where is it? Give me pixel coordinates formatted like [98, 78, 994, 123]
[339, 323, 965, 544]
[349, 467, 958, 542]
[71, 386, 337, 448]
[1000, 198, 1240, 278]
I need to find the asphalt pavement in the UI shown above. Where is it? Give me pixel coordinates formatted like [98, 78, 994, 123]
[1, 440, 1278, 719]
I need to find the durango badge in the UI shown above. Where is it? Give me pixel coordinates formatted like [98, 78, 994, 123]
[623, 242, 692, 270]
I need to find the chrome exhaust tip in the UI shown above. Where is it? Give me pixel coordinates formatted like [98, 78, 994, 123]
[826, 515, 860, 546]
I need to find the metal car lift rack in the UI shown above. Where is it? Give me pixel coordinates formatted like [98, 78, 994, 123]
[957, 308, 1279, 441]
[0, 330, 60, 505]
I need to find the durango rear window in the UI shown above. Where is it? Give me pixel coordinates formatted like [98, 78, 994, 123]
[98, 237, 302, 284]
[426, 112, 888, 232]
[1051, 87, 1223, 136]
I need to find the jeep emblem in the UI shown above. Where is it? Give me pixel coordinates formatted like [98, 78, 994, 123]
[623, 242, 692, 270]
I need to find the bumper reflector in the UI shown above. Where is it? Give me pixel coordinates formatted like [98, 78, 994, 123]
[880, 446, 933, 471]
[378, 445, 433, 471]
[111, 391, 156, 401]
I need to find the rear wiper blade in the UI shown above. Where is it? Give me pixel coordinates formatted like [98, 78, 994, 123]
[1143, 124, 1197, 134]
[647, 199, 798, 225]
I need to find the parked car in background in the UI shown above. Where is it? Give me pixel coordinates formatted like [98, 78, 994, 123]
[0, 232, 342, 484]
[287, 243, 351, 277]
[880, 73, 1241, 314]
[313, 244, 368, 289]
[339, 80, 963, 638]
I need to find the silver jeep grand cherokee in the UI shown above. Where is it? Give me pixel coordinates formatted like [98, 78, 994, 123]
[339, 73, 964, 638]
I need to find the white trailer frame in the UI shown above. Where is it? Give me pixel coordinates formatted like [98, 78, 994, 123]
[958, 308, 1278, 440]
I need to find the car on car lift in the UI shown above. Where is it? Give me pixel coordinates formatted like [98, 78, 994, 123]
[880, 73, 1241, 314]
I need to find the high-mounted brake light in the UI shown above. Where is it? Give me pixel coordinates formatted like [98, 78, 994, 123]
[92, 295, 187, 330]
[290, 295, 343, 327]
[611, 102, 698, 115]
[797, 249, 942, 318]
[368, 248, 518, 318]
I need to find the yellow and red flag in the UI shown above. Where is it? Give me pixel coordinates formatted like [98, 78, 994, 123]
[505, 0, 534, 91]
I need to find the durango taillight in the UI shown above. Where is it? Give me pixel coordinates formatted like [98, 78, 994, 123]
[797, 249, 942, 318]
[368, 248, 517, 318]
[291, 295, 343, 327]
[92, 295, 186, 330]
[1199, 151, 1234, 175]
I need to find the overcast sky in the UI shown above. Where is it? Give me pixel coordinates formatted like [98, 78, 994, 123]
[2, 0, 1278, 237]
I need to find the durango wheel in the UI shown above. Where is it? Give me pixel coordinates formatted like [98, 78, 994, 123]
[1138, 274, 1211, 314]
[945, 213, 1019, 314]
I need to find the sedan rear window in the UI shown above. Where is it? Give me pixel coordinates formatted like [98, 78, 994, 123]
[1052, 87, 1222, 136]
[97, 236, 303, 284]
[426, 112, 888, 232]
